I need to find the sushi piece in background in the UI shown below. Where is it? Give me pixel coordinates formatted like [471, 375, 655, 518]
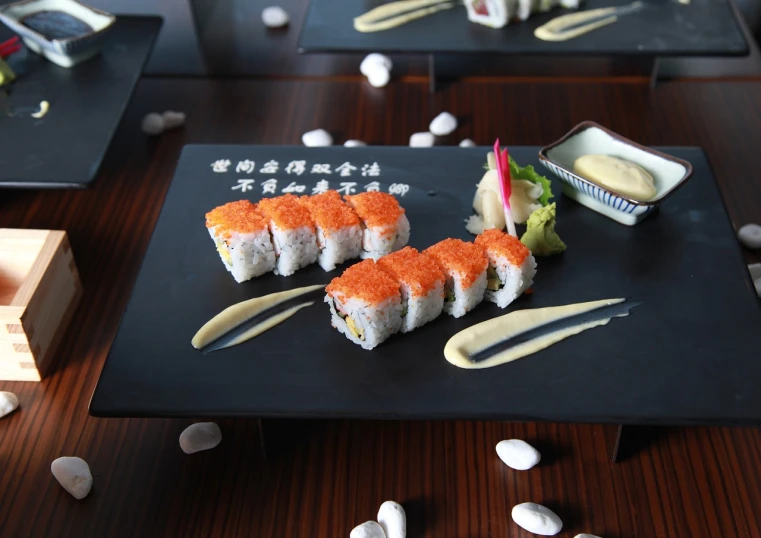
[424, 239, 488, 318]
[205, 200, 276, 282]
[475, 228, 537, 308]
[257, 194, 319, 276]
[344, 191, 410, 259]
[377, 247, 445, 333]
[299, 190, 363, 271]
[325, 259, 403, 350]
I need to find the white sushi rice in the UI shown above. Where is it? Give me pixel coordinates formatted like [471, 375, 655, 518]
[360, 213, 411, 260]
[316, 225, 363, 271]
[326, 294, 402, 350]
[399, 282, 444, 333]
[269, 224, 319, 276]
[444, 270, 487, 318]
[485, 254, 537, 308]
[208, 227, 276, 282]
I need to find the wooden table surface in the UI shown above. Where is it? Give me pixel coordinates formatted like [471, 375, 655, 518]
[1, 78, 761, 537]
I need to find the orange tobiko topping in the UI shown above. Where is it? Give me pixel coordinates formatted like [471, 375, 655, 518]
[475, 228, 530, 266]
[299, 191, 360, 236]
[423, 238, 488, 289]
[377, 247, 445, 298]
[326, 259, 400, 305]
[345, 191, 405, 231]
[257, 194, 315, 231]
[205, 200, 268, 239]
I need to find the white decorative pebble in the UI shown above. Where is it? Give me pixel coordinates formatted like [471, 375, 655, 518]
[429, 112, 458, 136]
[459, 138, 476, 147]
[749, 263, 761, 280]
[378, 501, 406, 538]
[51, 457, 92, 499]
[302, 128, 333, 147]
[360, 53, 393, 76]
[367, 67, 390, 88]
[574, 534, 603, 538]
[0, 391, 19, 418]
[344, 140, 367, 147]
[737, 223, 761, 249]
[496, 439, 541, 470]
[141, 112, 165, 136]
[179, 422, 222, 454]
[162, 110, 186, 130]
[262, 6, 289, 28]
[511, 502, 563, 536]
[409, 132, 434, 147]
[350, 521, 386, 538]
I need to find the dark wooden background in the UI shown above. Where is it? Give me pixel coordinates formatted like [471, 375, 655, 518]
[1, 19, 761, 538]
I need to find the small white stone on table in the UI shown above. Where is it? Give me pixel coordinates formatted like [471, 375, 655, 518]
[749, 263, 761, 280]
[344, 140, 367, 147]
[367, 67, 390, 88]
[302, 128, 333, 147]
[141, 113, 165, 136]
[162, 110, 186, 129]
[0, 391, 19, 418]
[459, 138, 476, 147]
[737, 223, 761, 249]
[496, 439, 541, 470]
[378, 501, 405, 538]
[262, 6, 289, 28]
[51, 457, 93, 499]
[574, 534, 603, 538]
[511, 502, 563, 536]
[179, 422, 222, 454]
[429, 112, 457, 136]
[350, 521, 386, 538]
[360, 53, 393, 76]
[409, 132, 434, 147]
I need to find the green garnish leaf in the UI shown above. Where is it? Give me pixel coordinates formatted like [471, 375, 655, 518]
[483, 153, 554, 206]
[508, 156, 553, 206]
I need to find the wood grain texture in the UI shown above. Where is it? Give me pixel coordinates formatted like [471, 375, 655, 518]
[0, 78, 760, 537]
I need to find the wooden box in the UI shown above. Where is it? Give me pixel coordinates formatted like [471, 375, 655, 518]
[0, 229, 82, 381]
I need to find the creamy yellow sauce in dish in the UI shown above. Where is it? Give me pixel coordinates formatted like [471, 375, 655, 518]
[444, 298, 639, 369]
[534, 7, 621, 41]
[573, 154, 657, 201]
[192, 284, 325, 353]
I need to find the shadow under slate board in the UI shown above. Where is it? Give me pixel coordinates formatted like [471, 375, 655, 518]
[0, 16, 162, 188]
[90, 145, 761, 426]
[299, 0, 748, 56]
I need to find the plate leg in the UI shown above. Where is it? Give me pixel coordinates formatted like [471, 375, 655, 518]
[428, 53, 436, 94]
[649, 57, 661, 89]
[257, 418, 312, 461]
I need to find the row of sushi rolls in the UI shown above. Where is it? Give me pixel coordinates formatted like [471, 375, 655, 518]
[205, 186, 537, 350]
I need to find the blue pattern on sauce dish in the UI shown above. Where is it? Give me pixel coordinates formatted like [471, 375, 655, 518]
[0, 0, 115, 68]
[538, 121, 694, 226]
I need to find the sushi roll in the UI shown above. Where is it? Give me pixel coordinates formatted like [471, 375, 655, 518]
[344, 191, 410, 260]
[465, 0, 510, 28]
[423, 239, 488, 318]
[205, 200, 276, 282]
[377, 247, 445, 333]
[299, 190, 363, 271]
[325, 259, 403, 350]
[475, 229, 537, 308]
[257, 194, 319, 276]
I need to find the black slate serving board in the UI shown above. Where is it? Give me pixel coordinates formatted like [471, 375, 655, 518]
[90, 145, 761, 425]
[299, 0, 747, 56]
[0, 15, 162, 188]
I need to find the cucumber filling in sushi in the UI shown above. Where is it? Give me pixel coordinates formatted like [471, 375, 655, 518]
[444, 279, 456, 302]
[333, 299, 365, 341]
[486, 266, 504, 291]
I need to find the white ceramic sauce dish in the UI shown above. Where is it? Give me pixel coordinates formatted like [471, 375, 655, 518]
[539, 121, 693, 225]
[0, 0, 115, 68]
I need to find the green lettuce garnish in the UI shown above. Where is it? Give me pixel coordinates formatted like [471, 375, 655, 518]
[484, 152, 553, 206]
[508, 156, 553, 206]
